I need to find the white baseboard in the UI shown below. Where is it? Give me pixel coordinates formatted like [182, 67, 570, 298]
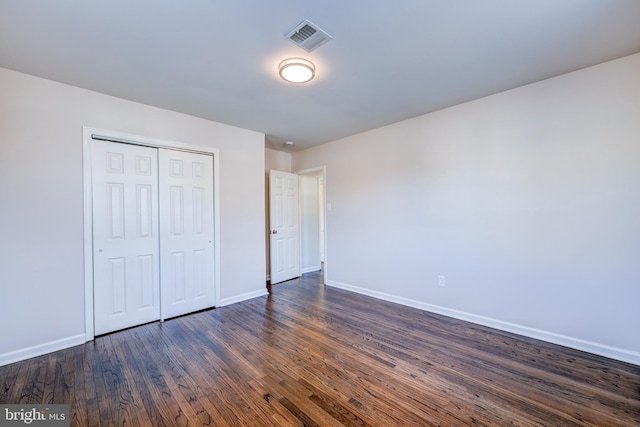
[325, 279, 640, 366]
[0, 334, 86, 367]
[1, 289, 269, 367]
[302, 266, 321, 274]
[218, 289, 269, 307]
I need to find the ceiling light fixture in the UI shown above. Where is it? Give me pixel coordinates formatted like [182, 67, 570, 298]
[278, 58, 315, 83]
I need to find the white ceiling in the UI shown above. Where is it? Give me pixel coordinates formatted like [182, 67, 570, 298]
[1, 1, 639, 152]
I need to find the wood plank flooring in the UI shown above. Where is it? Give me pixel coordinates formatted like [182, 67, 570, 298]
[1, 271, 639, 426]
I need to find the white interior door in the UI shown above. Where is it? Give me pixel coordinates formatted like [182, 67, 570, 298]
[269, 170, 300, 284]
[92, 140, 160, 335]
[159, 149, 215, 319]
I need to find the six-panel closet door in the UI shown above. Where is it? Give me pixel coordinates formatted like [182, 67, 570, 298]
[92, 140, 161, 335]
[92, 140, 215, 335]
[159, 149, 215, 320]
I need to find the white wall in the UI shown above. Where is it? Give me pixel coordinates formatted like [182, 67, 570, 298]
[0, 68, 266, 364]
[265, 148, 292, 173]
[293, 53, 640, 365]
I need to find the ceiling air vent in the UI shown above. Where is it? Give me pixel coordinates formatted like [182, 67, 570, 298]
[285, 20, 332, 52]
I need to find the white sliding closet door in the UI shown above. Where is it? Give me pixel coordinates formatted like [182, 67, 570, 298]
[159, 150, 215, 319]
[92, 140, 161, 335]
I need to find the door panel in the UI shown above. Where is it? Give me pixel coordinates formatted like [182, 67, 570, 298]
[92, 140, 160, 335]
[269, 170, 300, 284]
[159, 150, 215, 319]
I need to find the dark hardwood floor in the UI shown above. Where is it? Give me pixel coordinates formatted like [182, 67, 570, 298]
[1, 271, 639, 426]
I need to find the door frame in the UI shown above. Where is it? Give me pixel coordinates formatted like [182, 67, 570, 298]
[296, 166, 328, 282]
[82, 127, 220, 341]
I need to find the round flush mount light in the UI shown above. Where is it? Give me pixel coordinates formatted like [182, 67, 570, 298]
[278, 58, 315, 83]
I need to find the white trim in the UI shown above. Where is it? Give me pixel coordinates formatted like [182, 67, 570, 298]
[325, 279, 640, 366]
[296, 166, 325, 175]
[82, 128, 95, 341]
[218, 289, 269, 307]
[0, 334, 86, 367]
[302, 266, 321, 274]
[82, 127, 221, 341]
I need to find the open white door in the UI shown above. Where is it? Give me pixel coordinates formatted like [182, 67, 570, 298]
[159, 149, 215, 320]
[92, 140, 161, 335]
[269, 170, 300, 284]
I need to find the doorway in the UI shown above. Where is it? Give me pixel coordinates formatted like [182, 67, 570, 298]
[298, 167, 326, 277]
[267, 166, 326, 288]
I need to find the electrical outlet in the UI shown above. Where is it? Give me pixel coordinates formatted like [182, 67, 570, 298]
[438, 275, 446, 287]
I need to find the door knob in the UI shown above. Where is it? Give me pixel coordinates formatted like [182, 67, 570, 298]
[271, 230, 278, 234]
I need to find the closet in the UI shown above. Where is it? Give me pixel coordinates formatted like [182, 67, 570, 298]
[91, 139, 215, 335]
